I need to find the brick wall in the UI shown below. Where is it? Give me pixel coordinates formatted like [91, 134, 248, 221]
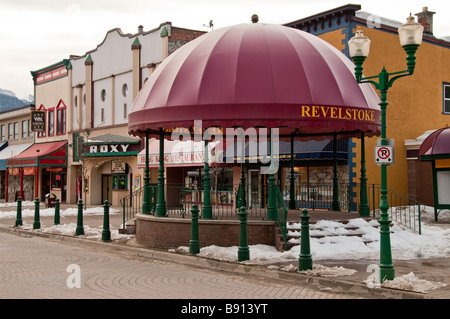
[136, 214, 276, 250]
[168, 27, 206, 55]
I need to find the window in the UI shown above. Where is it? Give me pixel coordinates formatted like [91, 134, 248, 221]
[48, 109, 54, 136]
[1, 125, 5, 141]
[123, 103, 127, 118]
[22, 120, 27, 138]
[28, 120, 32, 137]
[8, 123, 12, 140]
[444, 83, 450, 114]
[122, 83, 128, 97]
[101, 89, 106, 101]
[51, 172, 62, 189]
[112, 174, 128, 190]
[101, 108, 105, 122]
[13, 122, 18, 139]
[57, 107, 66, 135]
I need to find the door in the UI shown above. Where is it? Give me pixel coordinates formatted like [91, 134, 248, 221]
[102, 175, 112, 203]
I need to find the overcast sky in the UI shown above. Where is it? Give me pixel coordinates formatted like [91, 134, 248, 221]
[1, 0, 450, 100]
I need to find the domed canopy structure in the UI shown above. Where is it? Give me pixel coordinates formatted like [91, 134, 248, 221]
[128, 22, 380, 138]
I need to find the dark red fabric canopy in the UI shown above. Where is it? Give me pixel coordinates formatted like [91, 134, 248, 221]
[419, 127, 450, 159]
[129, 23, 380, 138]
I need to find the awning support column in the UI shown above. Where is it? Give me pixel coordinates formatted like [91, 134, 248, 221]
[289, 132, 296, 209]
[359, 132, 369, 216]
[332, 133, 341, 211]
[156, 128, 166, 217]
[267, 129, 276, 220]
[239, 129, 246, 208]
[142, 129, 150, 214]
[202, 139, 212, 219]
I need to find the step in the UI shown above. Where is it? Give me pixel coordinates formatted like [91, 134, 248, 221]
[275, 218, 378, 251]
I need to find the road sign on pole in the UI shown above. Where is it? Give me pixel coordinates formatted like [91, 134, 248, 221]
[375, 145, 394, 165]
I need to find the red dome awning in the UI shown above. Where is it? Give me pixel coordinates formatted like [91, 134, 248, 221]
[129, 23, 380, 138]
[419, 127, 450, 159]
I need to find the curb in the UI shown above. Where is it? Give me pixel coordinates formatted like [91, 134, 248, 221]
[0, 224, 431, 299]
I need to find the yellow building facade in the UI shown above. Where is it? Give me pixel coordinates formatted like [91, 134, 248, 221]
[286, 5, 450, 205]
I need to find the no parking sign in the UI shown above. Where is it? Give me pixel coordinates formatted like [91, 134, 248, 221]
[374, 145, 394, 165]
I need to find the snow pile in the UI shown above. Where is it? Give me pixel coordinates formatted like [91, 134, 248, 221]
[19, 222, 132, 240]
[381, 272, 447, 293]
[300, 264, 357, 277]
[0, 205, 120, 219]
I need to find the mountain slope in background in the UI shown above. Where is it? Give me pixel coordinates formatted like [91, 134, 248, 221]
[0, 88, 33, 112]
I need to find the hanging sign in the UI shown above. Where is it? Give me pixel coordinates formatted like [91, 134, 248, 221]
[31, 111, 46, 132]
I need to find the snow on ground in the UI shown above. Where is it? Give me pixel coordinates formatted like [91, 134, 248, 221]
[1, 202, 449, 293]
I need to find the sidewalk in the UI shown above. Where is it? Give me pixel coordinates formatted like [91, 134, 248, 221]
[0, 202, 449, 299]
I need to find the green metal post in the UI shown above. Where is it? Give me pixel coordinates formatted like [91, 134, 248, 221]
[237, 206, 250, 262]
[298, 208, 313, 271]
[54, 198, 60, 225]
[359, 132, 369, 216]
[240, 164, 246, 207]
[352, 40, 421, 283]
[267, 130, 276, 220]
[15, 196, 22, 227]
[156, 128, 166, 217]
[202, 139, 212, 219]
[289, 133, 296, 209]
[189, 204, 200, 254]
[378, 88, 395, 282]
[75, 199, 84, 236]
[331, 133, 340, 211]
[143, 129, 150, 214]
[102, 200, 111, 242]
[33, 198, 40, 229]
[239, 129, 246, 208]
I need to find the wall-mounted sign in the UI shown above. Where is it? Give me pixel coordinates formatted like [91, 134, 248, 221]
[31, 111, 46, 132]
[111, 160, 126, 173]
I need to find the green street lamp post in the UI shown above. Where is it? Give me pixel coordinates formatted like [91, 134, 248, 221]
[348, 14, 423, 282]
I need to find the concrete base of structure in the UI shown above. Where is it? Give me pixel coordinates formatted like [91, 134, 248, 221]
[135, 214, 277, 251]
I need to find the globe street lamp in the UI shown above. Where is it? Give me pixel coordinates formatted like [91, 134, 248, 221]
[348, 14, 423, 282]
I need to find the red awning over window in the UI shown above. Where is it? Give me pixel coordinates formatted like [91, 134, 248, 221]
[6, 141, 67, 167]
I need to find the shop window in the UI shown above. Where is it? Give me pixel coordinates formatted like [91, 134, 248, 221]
[444, 83, 450, 114]
[51, 173, 62, 190]
[112, 174, 128, 190]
